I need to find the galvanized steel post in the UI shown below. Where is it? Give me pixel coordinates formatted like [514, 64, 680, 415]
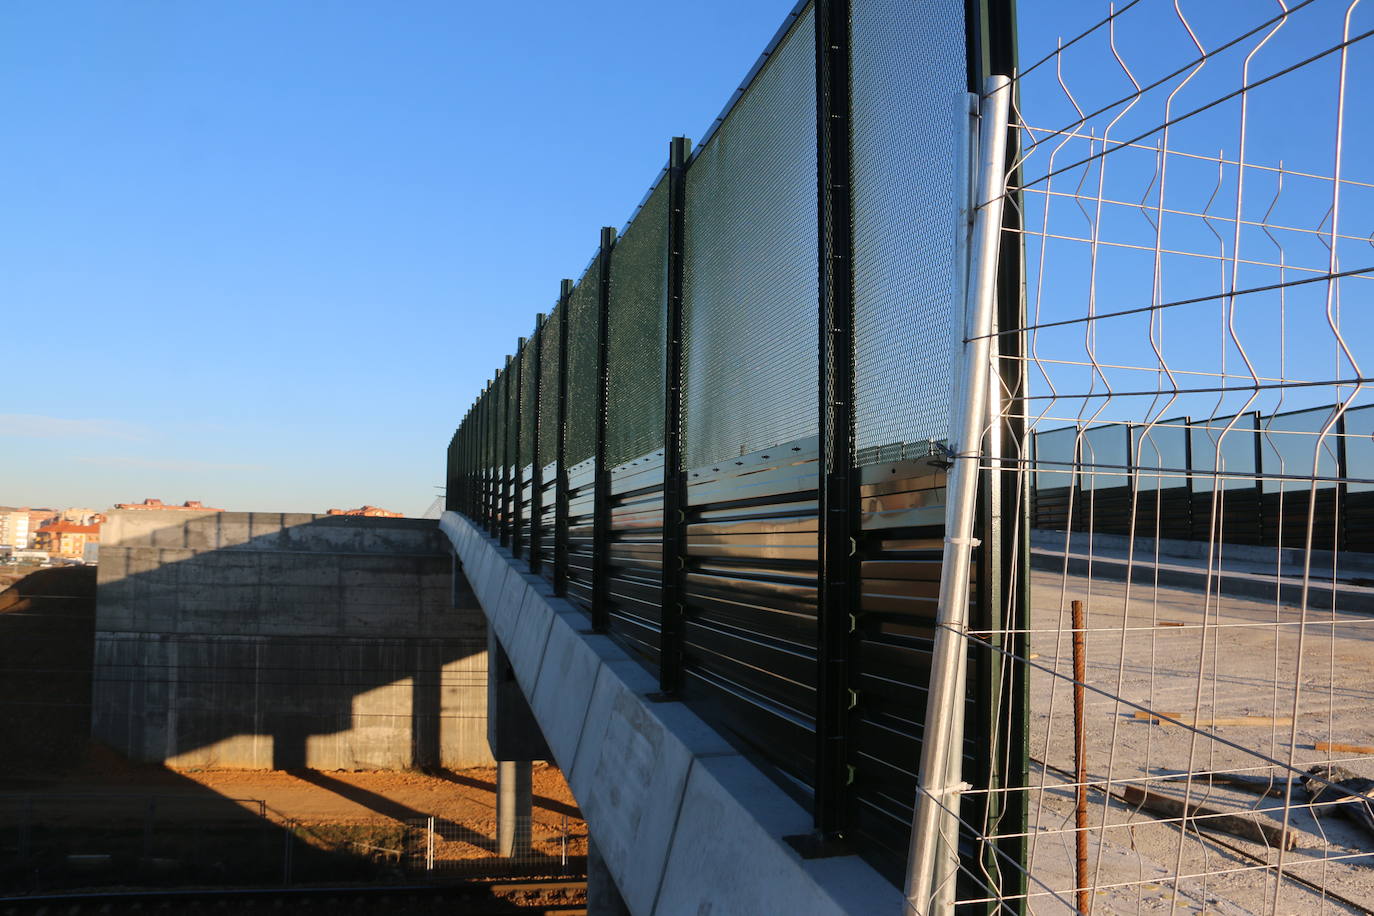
[904, 73, 1011, 916]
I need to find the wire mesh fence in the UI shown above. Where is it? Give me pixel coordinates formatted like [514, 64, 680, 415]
[403, 814, 583, 878]
[929, 0, 1374, 912]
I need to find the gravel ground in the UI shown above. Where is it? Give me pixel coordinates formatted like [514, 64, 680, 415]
[1023, 569, 1374, 914]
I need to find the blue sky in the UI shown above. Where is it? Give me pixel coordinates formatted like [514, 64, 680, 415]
[0, 0, 802, 515]
[3, 1, 1367, 515]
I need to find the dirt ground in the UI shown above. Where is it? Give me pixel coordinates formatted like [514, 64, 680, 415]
[0, 567, 586, 894]
[50, 752, 581, 832]
[1024, 569, 1374, 914]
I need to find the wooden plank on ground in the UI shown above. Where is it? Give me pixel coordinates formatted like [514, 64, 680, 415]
[1317, 741, 1374, 755]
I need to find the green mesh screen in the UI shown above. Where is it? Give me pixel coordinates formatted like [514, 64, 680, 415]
[606, 180, 669, 468]
[565, 257, 601, 467]
[681, 6, 818, 469]
[538, 307, 562, 470]
[852, 0, 966, 464]
[519, 331, 538, 469]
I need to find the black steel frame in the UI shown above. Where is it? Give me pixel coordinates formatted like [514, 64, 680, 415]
[529, 314, 546, 574]
[554, 279, 574, 596]
[441, 0, 1030, 897]
[590, 227, 617, 632]
[660, 137, 691, 695]
[814, 0, 857, 842]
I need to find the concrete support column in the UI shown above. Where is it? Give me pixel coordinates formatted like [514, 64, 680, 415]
[587, 836, 631, 916]
[496, 759, 533, 857]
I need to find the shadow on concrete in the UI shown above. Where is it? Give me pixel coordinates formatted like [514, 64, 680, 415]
[0, 566, 98, 784]
[0, 519, 572, 895]
[91, 514, 488, 772]
[0, 567, 408, 893]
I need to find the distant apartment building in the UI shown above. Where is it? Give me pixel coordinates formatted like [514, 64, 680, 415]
[0, 509, 31, 548]
[58, 507, 103, 525]
[326, 505, 405, 518]
[114, 498, 223, 512]
[34, 521, 100, 560]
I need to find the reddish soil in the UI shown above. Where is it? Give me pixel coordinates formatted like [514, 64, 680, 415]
[0, 566, 588, 892]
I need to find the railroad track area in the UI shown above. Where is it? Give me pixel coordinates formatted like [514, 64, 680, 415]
[0, 879, 587, 916]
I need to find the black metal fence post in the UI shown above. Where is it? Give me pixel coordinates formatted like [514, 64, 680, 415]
[530, 314, 547, 575]
[500, 358, 514, 547]
[1337, 410, 1349, 552]
[1184, 415, 1197, 540]
[467, 410, 476, 519]
[591, 226, 617, 632]
[505, 363, 516, 546]
[482, 382, 494, 534]
[512, 339, 527, 556]
[814, 0, 856, 840]
[660, 137, 692, 695]
[555, 279, 574, 596]
[491, 382, 502, 536]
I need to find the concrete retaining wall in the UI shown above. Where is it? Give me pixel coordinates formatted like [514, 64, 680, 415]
[94, 511, 492, 770]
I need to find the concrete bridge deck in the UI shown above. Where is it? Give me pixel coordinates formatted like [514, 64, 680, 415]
[441, 511, 898, 916]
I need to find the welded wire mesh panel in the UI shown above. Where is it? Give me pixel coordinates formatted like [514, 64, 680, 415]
[931, 1, 1374, 912]
[565, 261, 601, 468]
[539, 307, 561, 470]
[851, 0, 967, 464]
[606, 181, 668, 469]
[680, 6, 817, 470]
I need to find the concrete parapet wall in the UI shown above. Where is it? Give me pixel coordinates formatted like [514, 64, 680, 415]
[94, 511, 492, 770]
[441, 512, 899, 916]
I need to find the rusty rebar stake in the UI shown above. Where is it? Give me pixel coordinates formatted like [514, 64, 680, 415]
[1071, 599, 1089, 915]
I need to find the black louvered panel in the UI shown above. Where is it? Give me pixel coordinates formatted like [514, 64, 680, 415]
[679, 437, 820, 805]
[607, 450, 665, 667]
[539, 470, 558, 586]
[564, 460, 597, 616]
